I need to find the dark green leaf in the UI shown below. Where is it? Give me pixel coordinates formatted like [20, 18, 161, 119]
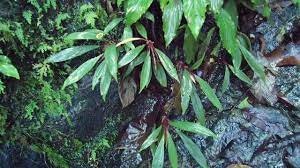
[0, 55, 11, 64]
[135, 23, 148, 38]
[125, 0, 154, 25]
[155, 49, 179, 82]
[210, 0, 223, 14]
[0, 63, 19, 79]
[104, 18, 123, 34]
[144, 12, 155, 22]
[124, 51, 147, 77]
[139, 51, 151, 92]
[181, 70, 193, 114]
[118, 45, 145, 67]
[191, 87, 205, 125]
[117, 0, 125, 7]
[65, 29, 104, 40]
[167, 131, 178, 168]
[104, 44, 118, 81]
[238, 97, 252, 109]
[46, 45, 99, 63]
[176, 130, 208, 168]
[183, 27, 198, 64]
[238, 32, 252, 50]
[195, 76, 222, 111]
[170, 120, 216, 137]
[224, 0, 238, 27]
[216, 9, 241, 69]
[153, 63, 167, 87]
[211, 42, 221, 57]
[239, 42, 265, 80]
[152, 136, 165, 168]
[162, 0, 183, 46]
[122, 26, 135, 50]
[100, 64, 112, 101]
[140, 126, 162, 151]
[92, 61, 106, 90]
[160, 0, 168, 10]
[229, 65, 252, 85]
[221, 65, 230, 94]
[183, 0, 207, 39]
[62, 56, 100, 89]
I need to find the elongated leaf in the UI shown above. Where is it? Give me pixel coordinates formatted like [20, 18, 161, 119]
[116, 37, 144, 47]
[66, 29, 104, 40]
[155, 49, 179, 82]
[216, 9, 241, 69]
[239, 43, 265, 80]
[100, 64, 112, 101]
[62, 56, 100, 89]
[183, 27, 198, 64]
[167, 132, 178, 168]
[104, 18, 123, 34]
[140, 126, 162, 151]
[92, 61, 106, 90]
[170, 120, 216, 137]
[144, 12, 155, 22]
[195, 76, 222, 110]
[122, 26, 135, 50]
[224, 0, 238, 27]
[0, 63, 19, 79]
[183, 0, 207, 39]
[104, 44, 118, 80]
[181, 70, 193, 114]
[0, 55, 11, 64]
[162, 0, 183, 46]
[229, 65, 252, 85]
[238, 97, 252, 109]
[125, 0, 154, 25]
[152, 136, 165, 168]
[176, 130, 208, 168]
[118, 45, 145, 67]
[117, 0, 125, 7]
[191, 88, 205, 125]
[135, 23, 148, 38]
[160, 0, 168, 10]
[210, 0, 223, 14]
[124, 51, 147, 77]
[140, 51, 151, 92]
[46, 45, 98, 63]
[221, 66, 230, 94]
[153, 63, 167, 87]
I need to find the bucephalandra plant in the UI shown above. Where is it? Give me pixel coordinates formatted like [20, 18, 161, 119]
[46, 0, 299, 167]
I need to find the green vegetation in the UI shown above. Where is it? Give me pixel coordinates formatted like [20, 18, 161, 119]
[0, 0, 298, 167]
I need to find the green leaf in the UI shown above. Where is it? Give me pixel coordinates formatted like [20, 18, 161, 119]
[183, 0, 207, 39]
[23, 10, 33, 24]
[170, 120, 216, 137]
[0, 55, 11, 64]
[117, 0, 125, 7]
[167, 132, 178, 168]
[224, 0, 238, 27]
[100, 64, 112, 101]
[221, 66, 230, 94]
[139, 51, 152, 92]
[0, 63, 19, 79]
[104, 18, 123, 34]
[239, 42, 265, 80]
[191, 87, 205, 125]
[155, 49, 179, 82]
[135, 23, 148, 38]
[124, 51, 147, 77]
[229, 65, 252, 85]
[183, 27, 198, 64]
[46, 45, 99, 63]
[104, 44, 118, 81]
[195, 76, 222, 111]
[181, 70, 193, 114]
[160, 0, 169, 10]
[92, 61, 106, 90]
[118, 45, 145, 67]
[121, 26, 135, 50]
[162, 0, 183, 46]
[140, 126, 162, 151]
[66, 30, 104, 40]
[210, 0, 223, 14]
[152, 136, 165, 168]
[153, 63, 167, 87]
[216, 9, 241, 69]
[144, 12, 155, 22]
[238, 97, 252, 109]
[176, 130, 208, 168]
[62, 56, 100, 89]
[125, 0, 154, 25]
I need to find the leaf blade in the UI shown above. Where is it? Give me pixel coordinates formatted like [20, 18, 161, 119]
[170, 120, 216, 138]
[139, 51, 152, 92]
[125, 0, 154, 25]
[181, 70, 193, 114]
[104, 44, 118, 81]
[140, 126, 162, 151]
[156, 49, 179, 82]
[118, 45, 145, 67]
